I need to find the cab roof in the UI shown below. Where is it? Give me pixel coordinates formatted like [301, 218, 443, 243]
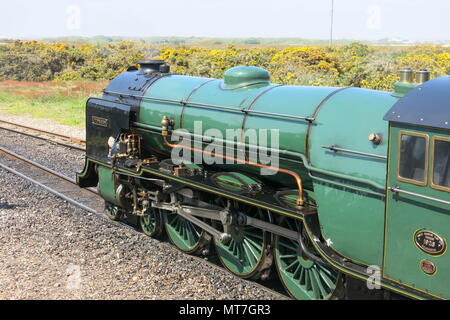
[384, 76, 450, 130]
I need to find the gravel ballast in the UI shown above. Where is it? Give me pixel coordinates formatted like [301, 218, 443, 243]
[0, 124, 85, 178]
[0, 128, 283, 300]
[0, 111, 85, 141]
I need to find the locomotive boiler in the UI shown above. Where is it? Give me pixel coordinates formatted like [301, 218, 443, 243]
[77, 60, 450, 300]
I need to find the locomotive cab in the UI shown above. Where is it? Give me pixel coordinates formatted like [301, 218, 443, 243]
[383, 76, 450, 299]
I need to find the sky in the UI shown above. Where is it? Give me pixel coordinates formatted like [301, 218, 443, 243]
[0, 0, 449, 41]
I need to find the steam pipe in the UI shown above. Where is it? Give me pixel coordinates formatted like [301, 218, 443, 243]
[161, 116, 304, 206]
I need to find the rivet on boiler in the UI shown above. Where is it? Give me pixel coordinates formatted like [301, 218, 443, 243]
[369, 133, 382, 145]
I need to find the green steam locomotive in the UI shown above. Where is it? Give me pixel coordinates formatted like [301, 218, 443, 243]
[77, 60, 449, 300]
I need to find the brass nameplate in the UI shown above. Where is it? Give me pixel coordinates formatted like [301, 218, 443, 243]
[92, 116, 109, 128]
[415, 230, 446, 256]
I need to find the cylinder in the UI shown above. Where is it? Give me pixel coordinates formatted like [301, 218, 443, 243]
[416, 69, 431, 84]
[399, 68, 415, 83]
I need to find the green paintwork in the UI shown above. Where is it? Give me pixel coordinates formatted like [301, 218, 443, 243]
[384, 123, 450, 299]
[137, 68, 399, 267]
[140, 208, 163, 238]
[97, 166, 118, 206]
[140, 75, 209, 130]
[223, 66, 270, 89]
[392, 81, 417, 98]
[138, 75, 210, 156]
[164, 212, 205, 253]
[243, 85, 339, 189]
[138, 72, 339, 189]
[244, 85, 337, 155]
[308, 88, 397, 267]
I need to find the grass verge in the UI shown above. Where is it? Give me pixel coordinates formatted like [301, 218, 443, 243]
[0, 81, 107, 127]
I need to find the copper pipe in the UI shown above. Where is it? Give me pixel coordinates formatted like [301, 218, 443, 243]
[162, 135, 304, 206]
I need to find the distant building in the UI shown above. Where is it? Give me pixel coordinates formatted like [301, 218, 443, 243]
[387, 37, 414, 44]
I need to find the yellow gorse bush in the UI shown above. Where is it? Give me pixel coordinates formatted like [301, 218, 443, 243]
[1, 41, 450, 91]
[398, 52, 450, 77]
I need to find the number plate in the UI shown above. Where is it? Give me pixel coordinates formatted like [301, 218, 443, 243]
[414, 230, 446, 256]
[92, 116, 109, 128]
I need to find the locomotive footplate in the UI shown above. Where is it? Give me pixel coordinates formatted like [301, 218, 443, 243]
[111, 159, 317, 220]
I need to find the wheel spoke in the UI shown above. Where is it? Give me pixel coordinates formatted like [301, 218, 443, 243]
[245, 229, 264, 240]
[279, 241, 297, 252]
[165, 212, 206, 254]
[299, 267, 305, 284]
[244, 239, 261, 262]
[214, 202, 270, 279]
[310, 269, 320, 299]
[304, 270, 311, 291]
[280, 254, 297, 260]
[319, 267, 336, 290]
[184, 222, 194, 244]
[241, 244, 252, 265]
[244, 236, 263, 252]
[191, 221, 201, 238]
[311, 267, 328, 299]
[243, 240, 258, 265]
[293, 263, 302, 279]
[285, 260, 299, 272]
[237, 244, 246, 263]
[230, 239, 237, 256]
[275, 218, 340, 300]
[140, 208, 162, 238]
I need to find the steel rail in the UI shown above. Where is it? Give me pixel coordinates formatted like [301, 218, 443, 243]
[0, 146, 75, 182]
[0, 147, 98, 196]
[0, 146, 290, 300]
[0, 149, 139, 232]
[0, 161, 97, 214]
[0, 120, 86, 152]
[0, 125, 85, 152]
[0, 145, 97, 195]
[0, 119, 85, 144]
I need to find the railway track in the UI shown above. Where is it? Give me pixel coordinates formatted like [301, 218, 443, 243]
[0, 120, 85, 152]
[0, 143, 290, 300]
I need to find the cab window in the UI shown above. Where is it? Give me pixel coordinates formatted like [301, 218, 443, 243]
[398, 133, 428, 185]
[432, 137, 450, 191]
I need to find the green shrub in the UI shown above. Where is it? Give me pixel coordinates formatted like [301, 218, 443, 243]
[1, 40, 450, 90]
